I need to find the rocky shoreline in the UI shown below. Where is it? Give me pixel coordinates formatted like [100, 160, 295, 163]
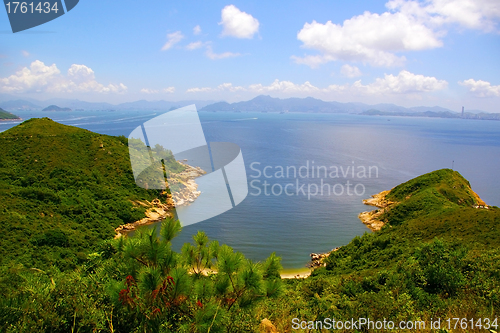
[114, 162, 205, 237]
[307, 247, 341, 268]
[358, 190, 395, 231]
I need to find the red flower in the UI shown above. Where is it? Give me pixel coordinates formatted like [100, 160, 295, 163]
[196, 300, 203, 308]
[152, 307, 161, 317]
[118, 288, 135, 307]
[125, 275, 136, 287]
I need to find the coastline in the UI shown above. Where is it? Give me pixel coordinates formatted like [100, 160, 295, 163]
[114, 162, 205, 238]
[0, 118, 22, 122]
[358, 190, 394, 231]
[280, 268, 311, 279]
[359, 181, 490, 232]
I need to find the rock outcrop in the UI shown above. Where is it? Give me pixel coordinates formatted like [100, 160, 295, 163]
[167, 162, 205, 206]
[307, 247, 340, 268]
[115, 162, 205, 237]
[358, 190, 395, 231]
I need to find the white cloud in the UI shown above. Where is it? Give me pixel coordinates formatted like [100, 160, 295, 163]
[0, 60, 60, 93]
[217, 83, 246, 92]
[249, 80, 321, 94]
[187, 83, 245, 93]
[186, 41, 205, 50]
[340, 64, 362, 78]
[353, 70, 448, 94]
[0, 60, 127, 94]
[185, 71, 446, 96]
[219, 5, 259, 39]
[141, 88, 159, 94]
[293, 0, 500, 68]
[388, 0, 500, 32]
[294, 10, 443, 68]
[65, 64, 127, 93]
[205, 46, 241, 60]
[141, 87, 175, 94]
[186, 87, 213, 93]
[193, 25, 202, 35]
[161, 31, 184, 51]
[22, 50, 30, 57]
[459, 79, 500, 97]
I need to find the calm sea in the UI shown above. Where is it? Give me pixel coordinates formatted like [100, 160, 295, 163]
[2, 110, 500, 269]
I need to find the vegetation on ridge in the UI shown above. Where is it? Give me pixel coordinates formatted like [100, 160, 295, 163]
[0, 118, 183, 270]
[0, 119, 498, 332]
[259, 169, 500, 332]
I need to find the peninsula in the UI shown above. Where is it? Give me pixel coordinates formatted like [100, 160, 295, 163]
[358, 169, 490, 231]
[0, 108, 21, 120]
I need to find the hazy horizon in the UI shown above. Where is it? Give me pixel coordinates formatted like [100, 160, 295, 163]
[1, 1, 499, 112]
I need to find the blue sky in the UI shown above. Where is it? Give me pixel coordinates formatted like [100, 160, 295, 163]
[1, 0, 499, 112]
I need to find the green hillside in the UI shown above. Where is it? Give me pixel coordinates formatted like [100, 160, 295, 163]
[262, 170, 500, 331]
[0, 108, 20, 120]
[0, 118, 183, 270]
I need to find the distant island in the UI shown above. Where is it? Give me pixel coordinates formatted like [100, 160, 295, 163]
[0, 108, 21, 120]
[42, 105, 72, 112]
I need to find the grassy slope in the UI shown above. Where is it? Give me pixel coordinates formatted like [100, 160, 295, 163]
[0, 118, 182, 270]
[262, 169, 500, 331]
[323, 169, 500, 273]
[0, 108, 20, 120]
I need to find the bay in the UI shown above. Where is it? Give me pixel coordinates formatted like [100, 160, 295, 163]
[3, 110, 500, 269]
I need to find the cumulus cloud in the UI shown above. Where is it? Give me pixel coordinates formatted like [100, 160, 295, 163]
[459, 79, 500, 97]
[294, 0, 500, 68]
[0, 60, 127, 94]
[0, 60, 60, 93]
[141, 87, 175, 94]
[205, 46, 241, 60]
[141, 88, 159, 94]
[193, 25, 202, 35]
[340, 64, 362, 78]
[353, 70, 448, 94]
[219, 5, 259, 39]
[187, 83, 245, 93]
[186, 41, 205, 50]
[161, 31, 184, 51]
[387, 0, 500, 32]
[185, 71, 446, 96]
[294, 11, 442, 68]
[249, 80, 321, 94]
[186, 87, 213, 93]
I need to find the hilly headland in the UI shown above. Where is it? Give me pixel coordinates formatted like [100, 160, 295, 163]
[0, 108, 20, 120]
[0, 118, 203, 269]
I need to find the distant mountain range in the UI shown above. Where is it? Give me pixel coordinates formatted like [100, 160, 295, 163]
[0, 94, 218, 112]
[0, 94, 497, 120]
[199, 95, 462, 114]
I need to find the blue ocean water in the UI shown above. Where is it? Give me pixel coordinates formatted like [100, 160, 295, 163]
[3, 110, 500, 269]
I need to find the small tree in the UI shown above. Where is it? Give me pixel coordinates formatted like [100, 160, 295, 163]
[106, 218, 283, 332]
